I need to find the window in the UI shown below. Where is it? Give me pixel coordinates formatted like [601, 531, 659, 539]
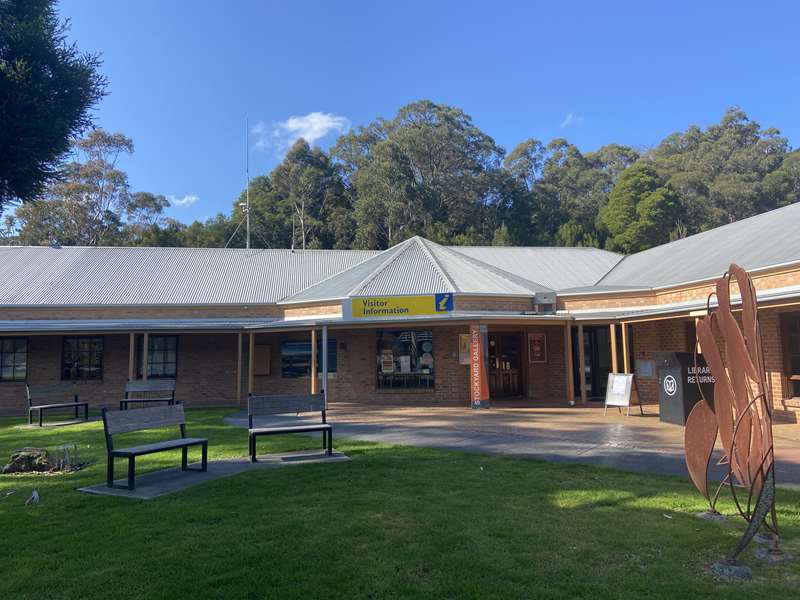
[62, 337, 103, 380]
[281, 339, 337, 378]
[376, 330, 434, 389]
[0, 337, 27, 382]
[137, 335, 178, 379]
[781, 314, 800, 398]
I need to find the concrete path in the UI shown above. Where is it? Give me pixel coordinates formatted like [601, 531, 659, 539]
[78, 450, 349, 500]
[227, 403, 800, 489]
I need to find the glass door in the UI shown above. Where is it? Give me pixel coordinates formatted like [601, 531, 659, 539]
[572, 326, 613, 400]
[488, 334, 522, 397]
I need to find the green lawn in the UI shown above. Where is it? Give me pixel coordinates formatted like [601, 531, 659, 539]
[0, 410, 798, 599]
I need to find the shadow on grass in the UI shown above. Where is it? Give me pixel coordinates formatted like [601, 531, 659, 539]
[0, 410, 798, 599]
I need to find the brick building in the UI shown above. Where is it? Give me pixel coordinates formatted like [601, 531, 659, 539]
[2, 204, 800, 423]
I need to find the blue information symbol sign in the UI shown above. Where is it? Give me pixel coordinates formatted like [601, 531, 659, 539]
[434, 293, 453, 312]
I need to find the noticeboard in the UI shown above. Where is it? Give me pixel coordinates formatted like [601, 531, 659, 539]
[604, 373, 643, 416]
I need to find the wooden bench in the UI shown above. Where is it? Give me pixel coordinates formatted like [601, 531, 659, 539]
[101, 403, 207, 490]
[248, 394, 332, 462]
[26, 383, 89, 427]
[120, 379, 176, 410]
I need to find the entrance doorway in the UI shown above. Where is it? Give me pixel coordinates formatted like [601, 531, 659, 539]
[488, 333, 522, 397]
[572, 326, 617, 400]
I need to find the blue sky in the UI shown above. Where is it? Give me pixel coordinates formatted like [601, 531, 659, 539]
[59, 0, 800, 223]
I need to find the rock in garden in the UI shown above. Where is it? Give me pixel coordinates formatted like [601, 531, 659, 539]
[2, 448, 51, 474]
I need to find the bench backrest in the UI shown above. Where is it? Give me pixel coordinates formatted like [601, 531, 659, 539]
[103, 402, 186, 436]
[248, 394, 325, 427]
[26, 383, 78, 406]
[124, 379, 176, 400]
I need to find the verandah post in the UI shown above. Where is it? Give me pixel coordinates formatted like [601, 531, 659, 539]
[248, 332, 255, 396]
[310, 329, 318, 394]
[236, 332, 243, 405]
[321, 325, 328, 405]
[610, 323, 619, 373]
[564, 323, 575, 403]
[142, 332, 149, 380]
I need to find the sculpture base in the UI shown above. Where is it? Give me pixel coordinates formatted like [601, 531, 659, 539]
[709, 559, 752, 581]
[696, 510, 727, 522]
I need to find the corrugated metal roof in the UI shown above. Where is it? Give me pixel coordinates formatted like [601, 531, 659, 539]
[3, 203, 799, 309]
[358, 238, 452, 295]
[598, 202, 800, 289]
[453, 246, 623, 290]
[286, 237, 551, 302]
[424, 240, 551, 295]
[0, 317, 276, 333]
[0, 246, 378, 306]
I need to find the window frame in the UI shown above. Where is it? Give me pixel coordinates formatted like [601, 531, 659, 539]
[61, 336, 104, 381]
[781, 313, 800, 399]
[375, 329, 435, 390]
[280, 339, 337, 379]
[136, 335, 179, 380]
[0, 337, 28, 383]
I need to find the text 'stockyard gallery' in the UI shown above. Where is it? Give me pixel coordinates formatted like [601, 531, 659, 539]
[1, 203, 800, 424]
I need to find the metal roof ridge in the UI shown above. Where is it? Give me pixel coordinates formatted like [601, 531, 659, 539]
[416, 237, 460, 292]
[592, 253, 629, 286]
[349, 237, 434, 295]
[436, 242, 555, 294]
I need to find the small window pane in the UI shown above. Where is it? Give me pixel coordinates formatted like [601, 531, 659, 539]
[62, 337, 103, 380]
[137, 335, 179, 379]
[0, 337, 27, 381]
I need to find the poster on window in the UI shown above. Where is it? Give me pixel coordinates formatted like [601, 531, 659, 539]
[458, 334, 471, 365]
[380, 351, 394, 373]
[528, 332, 547, 363]
[469, 325, 490, 408]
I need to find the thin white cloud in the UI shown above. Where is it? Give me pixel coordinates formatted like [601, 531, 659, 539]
[560, 112, 585, 129]
[252, 111, 350, 152]
[169, 194, 199, 207]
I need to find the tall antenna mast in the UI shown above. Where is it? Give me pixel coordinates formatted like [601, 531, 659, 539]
[245, 117, 251, 249]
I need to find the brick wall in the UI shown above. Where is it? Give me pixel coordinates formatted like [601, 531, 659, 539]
[246, 326, 469, 407]
[629, 320, 691, 404]
[627, 310, 798, 422]
[455, 296, 534, 312]
[560, 265, 800, 312]
[0, 332, 241, 414]
[524, 326, 567, 402]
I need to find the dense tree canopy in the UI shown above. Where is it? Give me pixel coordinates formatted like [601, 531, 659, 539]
[598, 162, 680, 253]
[5, 103, 800, 254]
[0, 0, 106, 210]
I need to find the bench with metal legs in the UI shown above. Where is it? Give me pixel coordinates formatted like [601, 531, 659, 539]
[247, 393, 332, 462]
[26, 383, 89, 427]
[102, 403, 208, 490]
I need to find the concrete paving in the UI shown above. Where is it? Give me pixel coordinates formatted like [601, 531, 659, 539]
[78, 450, 349, 500]
[227, 403, 800, 489]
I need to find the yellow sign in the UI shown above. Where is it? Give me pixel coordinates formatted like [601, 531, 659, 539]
[350, 294, 454, 318]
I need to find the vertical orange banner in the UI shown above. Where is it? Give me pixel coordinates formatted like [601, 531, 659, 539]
[470, 325, 490, 408]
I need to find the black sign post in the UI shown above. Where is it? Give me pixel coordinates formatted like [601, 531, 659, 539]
[654, 352, 715, 426]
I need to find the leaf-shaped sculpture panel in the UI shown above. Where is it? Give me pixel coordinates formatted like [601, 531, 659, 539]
[684, 399, 718, 506]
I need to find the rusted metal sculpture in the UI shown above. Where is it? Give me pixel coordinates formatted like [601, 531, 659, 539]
[684, 263, 780, 561]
